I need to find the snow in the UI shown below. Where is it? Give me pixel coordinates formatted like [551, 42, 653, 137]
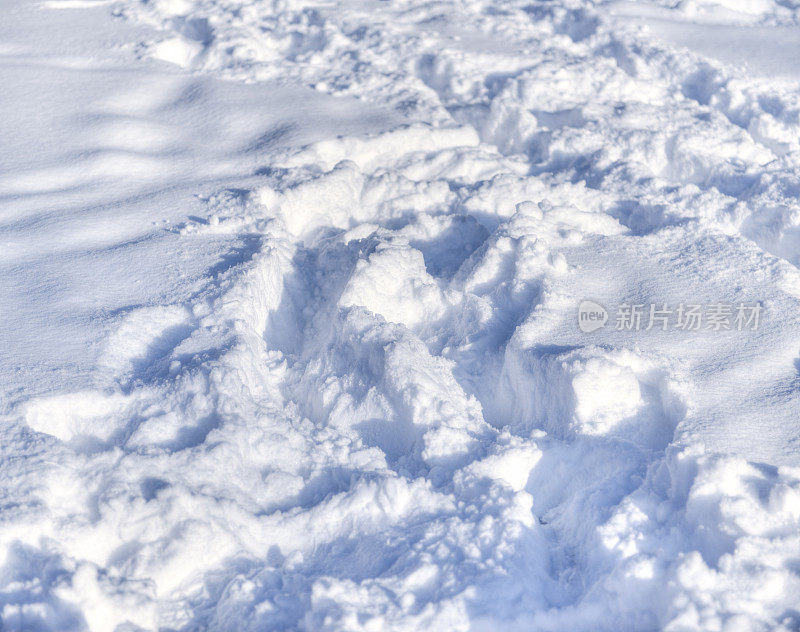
[2, 0, 800, 629]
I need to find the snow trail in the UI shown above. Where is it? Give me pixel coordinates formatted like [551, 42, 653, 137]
[3, 0, 800, 629]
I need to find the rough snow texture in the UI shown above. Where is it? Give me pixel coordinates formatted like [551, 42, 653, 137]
[3, 0, 800, 630]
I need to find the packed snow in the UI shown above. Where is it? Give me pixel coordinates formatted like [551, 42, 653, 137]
[2, 0, 800, 629]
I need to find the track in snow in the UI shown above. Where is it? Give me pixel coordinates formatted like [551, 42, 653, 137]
[3, 0, 800, 630]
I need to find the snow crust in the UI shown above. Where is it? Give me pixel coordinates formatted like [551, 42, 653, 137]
[2, 0, 800, 629]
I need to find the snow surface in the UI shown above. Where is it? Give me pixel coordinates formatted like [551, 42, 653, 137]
[3, 0, 800, 629]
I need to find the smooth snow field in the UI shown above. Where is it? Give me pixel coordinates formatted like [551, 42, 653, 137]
[3, 0, 800, 629]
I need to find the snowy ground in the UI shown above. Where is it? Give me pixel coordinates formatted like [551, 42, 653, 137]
[3, 0, 800, 629]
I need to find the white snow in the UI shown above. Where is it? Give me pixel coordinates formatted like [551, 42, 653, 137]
[2, 0, 800, 629]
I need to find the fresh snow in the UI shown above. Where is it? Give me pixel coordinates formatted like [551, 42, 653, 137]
[2, 0, 800, 629]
